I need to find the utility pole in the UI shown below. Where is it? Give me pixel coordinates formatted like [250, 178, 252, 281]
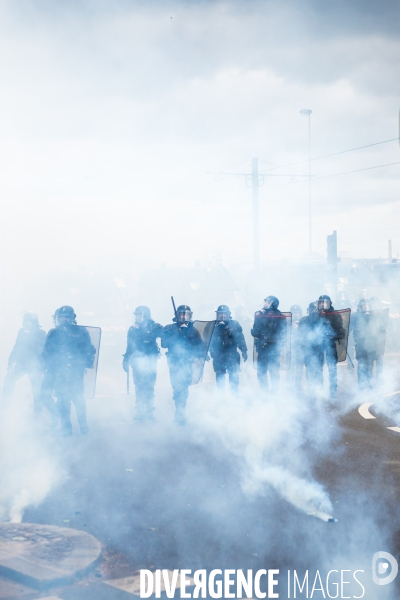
[308, 114, 312, 254]
[252, 158, 260, 271]
[207, 159, 310, 272]
[300, 109, 313, 254]
[327, 230, 338, 297]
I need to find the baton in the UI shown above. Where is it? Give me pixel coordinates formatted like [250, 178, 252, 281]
[171, 296, 178, 322]
[126, 368, 130, 395]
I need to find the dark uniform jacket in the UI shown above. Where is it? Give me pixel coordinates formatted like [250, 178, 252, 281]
[304, 308, 345, 360]
[209, 319, 247, 357]
[351, 310, 387, 358]
[351, 311, 370, 356]
[9, 327, 46, 369]
[124, 319, 163, 362]
[41, 325, 95, 373]
[251, 308, 286, 352]
[161, 322, 204, 364]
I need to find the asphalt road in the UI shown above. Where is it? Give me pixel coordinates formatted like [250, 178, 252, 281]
[2, 359, 400, 599]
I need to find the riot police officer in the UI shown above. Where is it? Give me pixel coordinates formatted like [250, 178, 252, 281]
[351, 297, 388, 388]
[298, 303, 316, 388]
[251, 296, 286, 393]
[41, 306, 95, 435]
[2, 312, 46, 413]
[303, 295, 345, 398]
[161, 305, 204, 425]
[209, 305, 247, 394]
[289, 304, 304, 392]
[369, 296, 387, 381]
[123, 306, 163, 421]
[351, 298, 375, 389]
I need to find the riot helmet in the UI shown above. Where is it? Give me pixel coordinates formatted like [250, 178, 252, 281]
[369, 296, 382, 310]
[290, 304, 303, 320]
[264, 296, 279, 310]
[358, 298, 371, 313]
[22, 312, 40, 329]
[134, 305, 151, 324]
[216, 305, 231, 321]
[176, 305, 193, 323]
[53, 305, 76, 327]
[307, 302, 317, 315]
[317, 295, 332, 311]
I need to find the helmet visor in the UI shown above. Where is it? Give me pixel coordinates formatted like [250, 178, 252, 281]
[134, 311, 146, 324]
[264, 298, 276, 310]
[177, 309, 192, 323]
[216, 311, 229, 321]
[307, 303, 316, 314]
[55, 314, 74, 327]
[359, 301, 371, 313]
[318, 299, 331, 311]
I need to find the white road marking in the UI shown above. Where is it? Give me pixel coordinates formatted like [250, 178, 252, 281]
[358, 402, 376, 419]
[358, 395, 400, 434]
[384, 389, 400, 397]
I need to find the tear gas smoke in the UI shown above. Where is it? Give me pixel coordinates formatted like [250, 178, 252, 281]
[0, 1, 399, 597]
[0, 397, 63, 523]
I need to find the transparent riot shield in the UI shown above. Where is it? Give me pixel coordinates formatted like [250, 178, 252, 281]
[252, 312, 292, 370]
[190, 320, 216, 385]
[81, 326, 101, 399]
[366, 309, 389, 355]
[321, 309, 351, 362]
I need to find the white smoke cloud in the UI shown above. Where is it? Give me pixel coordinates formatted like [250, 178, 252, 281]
[0, 400, 63, 522]
[190, 383, 336, 521]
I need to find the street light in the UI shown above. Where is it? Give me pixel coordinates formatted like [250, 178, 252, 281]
[300, 109, 312, 254]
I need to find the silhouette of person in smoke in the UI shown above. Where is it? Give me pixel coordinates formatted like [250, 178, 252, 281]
[209, 304, 247, 394]
[2, 312, 46, 413]
[123, 305, 163, 421]
[161, 305, 204, 425]
[41, 305, 95, 436]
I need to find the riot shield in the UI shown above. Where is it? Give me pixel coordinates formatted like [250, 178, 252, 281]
[366, 309, 389, 355]
[81, 326, 101, 399]
[190, 320, 216, 385]
[320, 309, 351, 362]
[252, 312, 292, 370]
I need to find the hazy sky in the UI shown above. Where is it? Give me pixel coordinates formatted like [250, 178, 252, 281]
[0, 0, 399, 279]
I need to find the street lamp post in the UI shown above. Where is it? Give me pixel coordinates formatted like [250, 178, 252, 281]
[300, 108, 312, 254]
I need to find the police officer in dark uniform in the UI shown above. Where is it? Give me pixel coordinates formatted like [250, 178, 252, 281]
[289, 304, 304, 392]
[123, 306, 163, 421]
[209, 305, 247, 394]
[351, 298, 375, 389]
[161, 305, 204, 425]
[251, 296, 286, 393]
[369, 296, 386, 381]
[2, 312, 47, 413]
[41, 306, 95, 435]
[304, 295, 345, 398]
[299, 302, 318, 391]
